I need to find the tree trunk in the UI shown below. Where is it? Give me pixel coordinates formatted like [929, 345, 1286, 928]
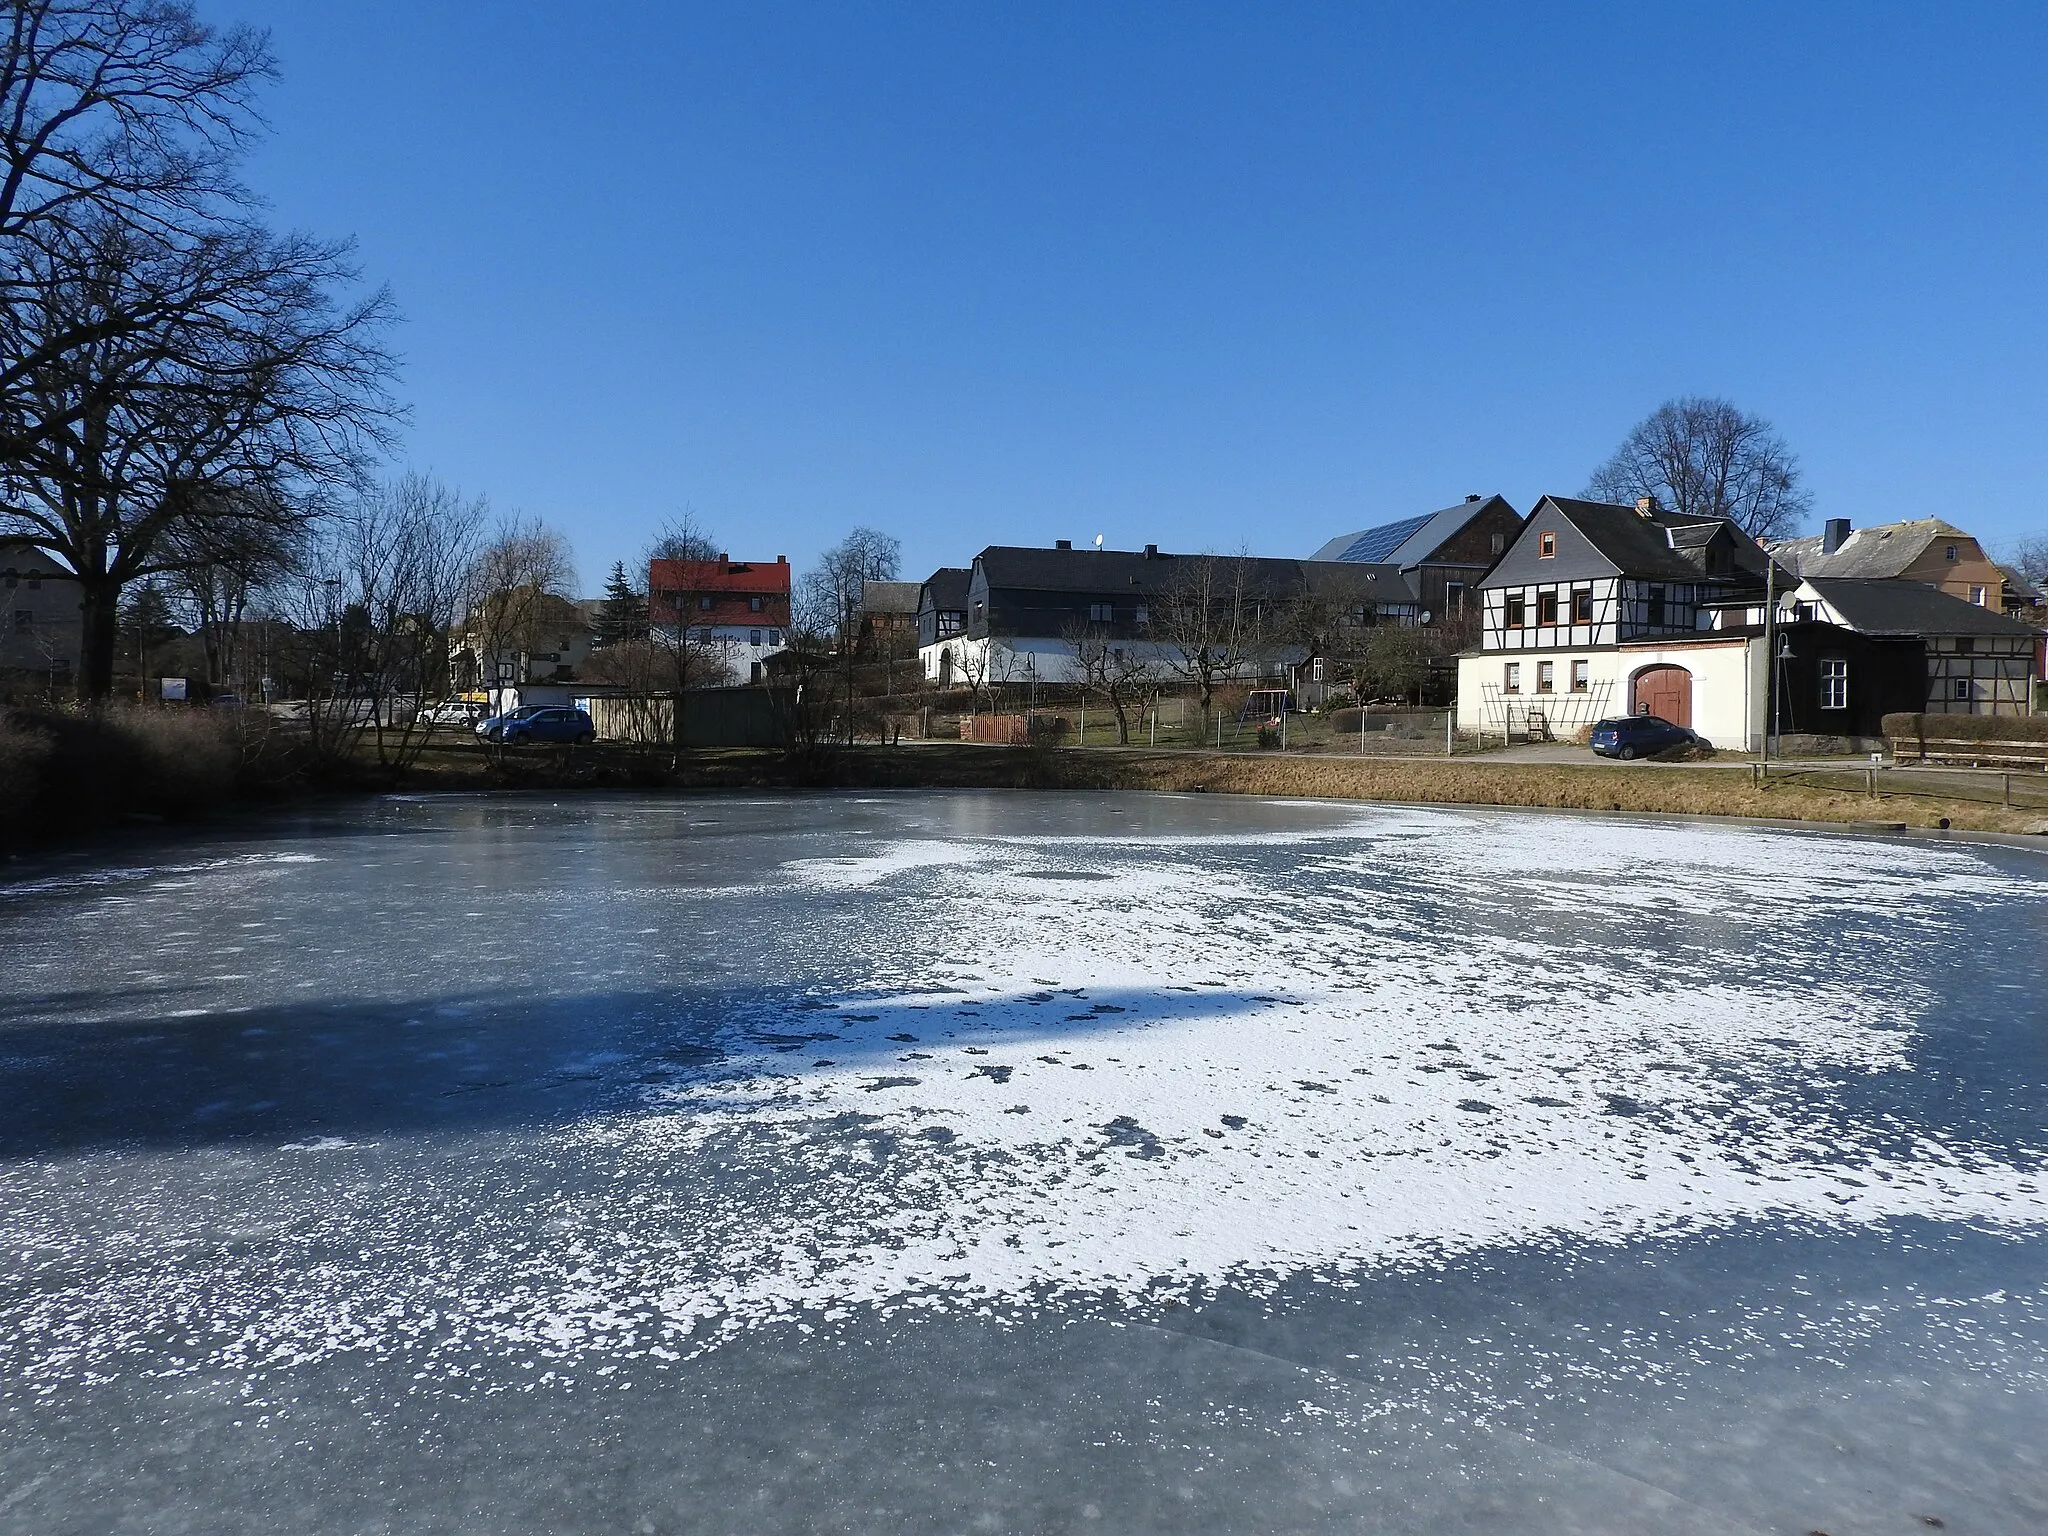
[77, 578, 121, 701]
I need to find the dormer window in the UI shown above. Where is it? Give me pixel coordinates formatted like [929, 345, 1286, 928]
[1538, 532, 1556, 558]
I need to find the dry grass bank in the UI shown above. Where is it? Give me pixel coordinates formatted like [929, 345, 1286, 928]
[802, 744, 2048, 836]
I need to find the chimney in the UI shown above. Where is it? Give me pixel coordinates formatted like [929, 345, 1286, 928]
[1465, 493, 1481, 503]
[1634, 497, 1653, 517]
[1821, 518, 1851, 555]
[1055, 539, 1072, 550]
[776, 554, 787, 564]
[1143, 543, 1158, 559]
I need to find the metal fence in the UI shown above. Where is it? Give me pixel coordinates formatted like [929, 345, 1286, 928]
[1757, 761, 2048, 813]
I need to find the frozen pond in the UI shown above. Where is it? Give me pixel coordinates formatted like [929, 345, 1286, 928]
[3, 789, 2047, 1533]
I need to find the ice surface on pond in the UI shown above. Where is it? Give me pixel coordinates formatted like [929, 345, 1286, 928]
[1, 792, 2043, 1418]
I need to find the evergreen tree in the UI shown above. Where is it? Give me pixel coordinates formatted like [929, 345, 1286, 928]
[593, 560, 649, 648]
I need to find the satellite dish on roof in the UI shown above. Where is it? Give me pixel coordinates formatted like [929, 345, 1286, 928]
[1094, 534, 1104, 549]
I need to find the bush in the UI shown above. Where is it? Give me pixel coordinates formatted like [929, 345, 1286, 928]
[1255, 724, 1281, 750]
[1882, 712, 2048, 743]
[0, 704, 278, 849]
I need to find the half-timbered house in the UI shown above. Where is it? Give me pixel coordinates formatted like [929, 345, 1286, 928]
[1455, 496, 1779, 747]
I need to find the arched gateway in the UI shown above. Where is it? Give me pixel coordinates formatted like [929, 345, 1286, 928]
[1630, 664, 1693, 727]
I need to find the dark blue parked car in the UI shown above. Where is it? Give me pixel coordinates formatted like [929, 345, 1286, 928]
[476, 705, 596, 744]
[1588, 714, 1705, 760]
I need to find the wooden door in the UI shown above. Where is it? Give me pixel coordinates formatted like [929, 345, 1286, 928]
[1631, 664, 1692, 726]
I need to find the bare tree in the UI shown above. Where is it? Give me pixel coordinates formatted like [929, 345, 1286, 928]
[456, 514, 575, 695]
[161, 486, 301, 691]
[646, 510, 720, 564]
[2012, 534, 2048, 588]
[1586, 397, 1812, 539]
[1150, 553, 1267, 725]
[1062, 617, 1160, 744]
[284, 472, 485, 767]
[799, 526, 900, 743]
[0, 215, 399, 697]
[0, 1, 272, 244]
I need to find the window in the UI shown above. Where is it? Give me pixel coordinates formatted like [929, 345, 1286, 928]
[749, 629, 762, 646]
[1957, 637, 1975, 654]
[768, 629, 783, 645]
[1537, 592, 1558, 625]
[1133, 605, 1148, 625]
[1569, 659, 1589, 692]
[1953, 677, 1972, 702]
[1945, 544, 1958, 561]
[749, 595, 764, 612]
[1571, 589, 1593, 624]
[2, 573, 13, 588]
[1969, 585, 1986, 606]
[1503, 662, 1521, 694]
[24, 573, 37, 589]
[1820, 657, 1848, 710]
[1087, 602, 1113, 622]
[1445, 581, 1466, 613]
[1490, 533, 1506, 555]
[1647, 586, 1667, 626]
[1505, 595, 1526, 628]
[1538, 532, 1556, 558]
[1536, 660, 1555, 693]
[697, 595, 713, 611]
[12, 609, 30, 632]
[694, 627, 713, 643]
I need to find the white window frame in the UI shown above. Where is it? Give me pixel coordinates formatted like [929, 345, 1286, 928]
[1819, 657, 1848, 710]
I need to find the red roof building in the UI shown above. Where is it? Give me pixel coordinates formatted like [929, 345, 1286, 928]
[648, 554, 792, 632]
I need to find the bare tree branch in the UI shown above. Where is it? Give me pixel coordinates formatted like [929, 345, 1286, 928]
[1586, 396, 1812, 539]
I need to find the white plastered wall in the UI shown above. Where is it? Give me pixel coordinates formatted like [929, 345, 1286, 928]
[1459, 637, 1765, 749]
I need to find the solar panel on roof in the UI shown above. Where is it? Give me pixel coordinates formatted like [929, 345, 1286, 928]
[1337, 513, 1434, 564]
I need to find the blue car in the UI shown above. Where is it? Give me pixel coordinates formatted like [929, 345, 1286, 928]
[1589, 714, 1704, 760]
[476, 705, 596, 744]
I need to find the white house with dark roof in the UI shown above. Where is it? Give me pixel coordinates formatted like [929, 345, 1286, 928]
[1786, 577, 2041, 716]
[1455, 496, 1779, 748]
[926, 542, 1417, 688]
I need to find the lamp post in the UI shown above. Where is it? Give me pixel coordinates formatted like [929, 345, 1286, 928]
[324, 577, 343, 700]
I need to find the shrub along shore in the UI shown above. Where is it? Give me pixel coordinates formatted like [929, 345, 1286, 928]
[5, 713, 2046, 854]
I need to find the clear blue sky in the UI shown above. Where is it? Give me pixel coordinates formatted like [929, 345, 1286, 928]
[221, 1, 2048, 593]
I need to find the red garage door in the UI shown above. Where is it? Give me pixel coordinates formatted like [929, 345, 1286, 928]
[1631, 665, 1693, 727]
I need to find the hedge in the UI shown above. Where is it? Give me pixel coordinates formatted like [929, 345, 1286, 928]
[1882, 712, 2048, 743]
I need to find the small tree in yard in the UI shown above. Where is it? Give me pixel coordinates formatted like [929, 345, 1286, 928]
[1350, 626, 1435, 705]
[1062, 617, 1161, 744]
[1151, 553, 1267, 728]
